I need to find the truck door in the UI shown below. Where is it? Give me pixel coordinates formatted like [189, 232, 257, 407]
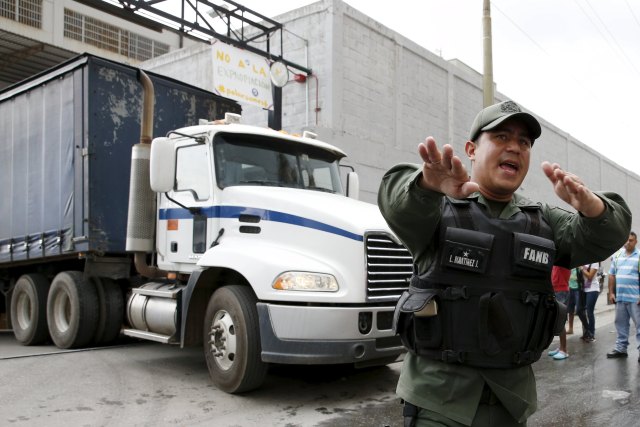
[163, 142, 213, 266]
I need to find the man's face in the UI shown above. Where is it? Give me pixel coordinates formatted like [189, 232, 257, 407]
[624, 234, 637, 252]
[464, 119, 532, 201]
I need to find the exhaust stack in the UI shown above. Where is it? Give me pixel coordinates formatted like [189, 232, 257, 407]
[125, 70, 166, 278]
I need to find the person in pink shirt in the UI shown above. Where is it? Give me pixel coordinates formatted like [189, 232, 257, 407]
[548, 266, 571, 360]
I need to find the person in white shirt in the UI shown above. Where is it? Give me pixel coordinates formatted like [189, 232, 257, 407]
[581, 263, 600, 342]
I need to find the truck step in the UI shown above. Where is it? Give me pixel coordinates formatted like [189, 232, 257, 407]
[123, 328, 177, 344]
[131, 285, 181, 299]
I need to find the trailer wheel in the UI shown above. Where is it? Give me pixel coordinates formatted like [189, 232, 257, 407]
[203, 285, 267, 393]
[10, 273, 50, 345]
[92, 277, 124, 345]
[47, 271, 99, 349]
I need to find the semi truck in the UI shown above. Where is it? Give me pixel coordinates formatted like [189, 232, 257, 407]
[0, 54, 412, 393]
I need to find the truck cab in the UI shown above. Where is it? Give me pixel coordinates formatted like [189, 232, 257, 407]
[130, 114, 412, 392]
[154, 117, 352, 271]
[2, 56, 411, 395]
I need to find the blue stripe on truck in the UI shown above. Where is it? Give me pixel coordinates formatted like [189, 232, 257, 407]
[158, 206, 364, 242]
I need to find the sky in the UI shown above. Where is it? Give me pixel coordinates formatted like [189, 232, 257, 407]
[177, 0, 640, 175]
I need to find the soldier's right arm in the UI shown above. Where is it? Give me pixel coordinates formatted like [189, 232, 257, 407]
[378, 164, 443, 273]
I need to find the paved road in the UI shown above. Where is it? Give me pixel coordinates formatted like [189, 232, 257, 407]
[1, 294, 638, 427]
[530, 297, 640, 427]
[0, 333, 403, 426]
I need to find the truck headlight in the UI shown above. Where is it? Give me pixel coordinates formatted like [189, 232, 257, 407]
[272, 272, 339, 292]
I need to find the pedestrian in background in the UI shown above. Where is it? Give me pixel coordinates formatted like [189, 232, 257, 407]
[581, 263, 600, 342]
[607, 232, 640, 360]
[548, 266, 570, 360]
[566, 266, 588, 336]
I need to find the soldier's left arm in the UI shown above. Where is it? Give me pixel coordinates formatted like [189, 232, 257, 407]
[542, 192, 631, 268]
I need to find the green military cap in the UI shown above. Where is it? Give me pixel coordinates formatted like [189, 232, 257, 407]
[469, 100, 542, 143]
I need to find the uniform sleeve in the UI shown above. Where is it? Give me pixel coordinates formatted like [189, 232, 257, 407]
[543, 192, 631, 268]
[377, 163, 444, 272]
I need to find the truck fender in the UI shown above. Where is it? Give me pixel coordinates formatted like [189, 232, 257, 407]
[196, 238, 342, 299]
[180, 240, 345, 347]
[180, 268, 205, 347]
[179, 266, 251, 347]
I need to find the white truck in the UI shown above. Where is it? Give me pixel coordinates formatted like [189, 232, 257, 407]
[1, 54, 412, 393]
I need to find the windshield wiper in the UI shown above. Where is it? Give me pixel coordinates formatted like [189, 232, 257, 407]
[306, 186, 336, 194]
[240, 180, 284, 187]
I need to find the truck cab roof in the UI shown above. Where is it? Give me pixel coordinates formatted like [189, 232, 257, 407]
[171, 122, 347, 160]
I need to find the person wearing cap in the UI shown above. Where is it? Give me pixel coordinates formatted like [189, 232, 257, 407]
[378, 100, 631, 426]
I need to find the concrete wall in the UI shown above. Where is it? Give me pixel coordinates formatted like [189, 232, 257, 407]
[143, 0, 639, 242]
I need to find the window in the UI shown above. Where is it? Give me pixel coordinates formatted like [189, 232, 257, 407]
[1, 0, 42, 28]
[175, 144, 210, 201]
[303, 159, 333, 189]
[214, 133, 344, 194]
[63, 8, 170, 61]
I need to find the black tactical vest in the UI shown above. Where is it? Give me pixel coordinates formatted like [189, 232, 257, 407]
[393, 197, 566, 368]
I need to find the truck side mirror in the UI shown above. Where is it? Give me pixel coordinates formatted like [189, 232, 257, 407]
[150, 137, 176, 193]
[346, 171, 359, 200]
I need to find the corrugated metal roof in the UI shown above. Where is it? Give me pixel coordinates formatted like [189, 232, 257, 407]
[0, 30, 76, 87]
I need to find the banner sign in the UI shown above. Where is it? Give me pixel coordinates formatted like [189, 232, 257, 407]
[211, 41, 273, 109]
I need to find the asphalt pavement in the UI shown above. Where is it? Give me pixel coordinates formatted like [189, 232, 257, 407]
[529, 293, 640, 427]
[2, 292, 638, 427]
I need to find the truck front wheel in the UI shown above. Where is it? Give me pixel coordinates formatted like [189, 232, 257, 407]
[47, 271, 99, 349]
[10, 273, 50, 345]
[203, 285, 267, 393]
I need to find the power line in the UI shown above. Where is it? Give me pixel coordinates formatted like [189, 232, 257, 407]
[490, 3, 549, 56]
[580, 0, 640, 77]
[491, 0, 639, 175]
[491, 1, 602, 103]
[624, 0, 640, 31]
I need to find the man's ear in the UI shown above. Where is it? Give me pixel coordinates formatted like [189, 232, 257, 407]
[465, 140, 476, 161]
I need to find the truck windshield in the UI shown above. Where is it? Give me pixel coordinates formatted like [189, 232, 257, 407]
[213, 133, 344, 194]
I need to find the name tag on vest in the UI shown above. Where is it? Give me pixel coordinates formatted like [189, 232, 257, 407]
[441, 227, 494, 274]
[443, 243, 489, 273]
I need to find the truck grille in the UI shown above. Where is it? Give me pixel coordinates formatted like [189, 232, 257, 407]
[365, 233, 413, 301]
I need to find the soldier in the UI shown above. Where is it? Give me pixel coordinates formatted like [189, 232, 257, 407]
[378, 100, 631, 426]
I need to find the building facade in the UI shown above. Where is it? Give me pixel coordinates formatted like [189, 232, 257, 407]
[3, 0, 637, 242]
[142, 0, 640, 241]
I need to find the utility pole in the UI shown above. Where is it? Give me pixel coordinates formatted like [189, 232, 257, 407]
[482, 0, 494, 107]
[269, 86, 283, 130]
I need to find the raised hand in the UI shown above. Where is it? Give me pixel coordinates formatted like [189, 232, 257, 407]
[541, 161, 605, 218]
[418, 136, 479, 199]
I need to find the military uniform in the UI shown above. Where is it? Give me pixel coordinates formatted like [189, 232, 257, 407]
[379, 164, 631, 426]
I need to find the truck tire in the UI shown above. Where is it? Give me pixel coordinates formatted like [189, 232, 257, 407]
[92, 277, 124, 345]
[10, 273, 50, 345]
[47, 271, 99, 349]
[203, 285, 268, 393]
